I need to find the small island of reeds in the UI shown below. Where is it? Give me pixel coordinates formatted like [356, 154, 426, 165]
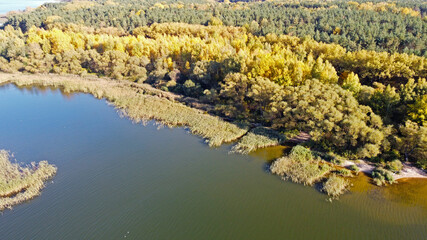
[0, 150, 57, 211]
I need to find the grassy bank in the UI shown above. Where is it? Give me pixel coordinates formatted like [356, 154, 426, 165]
[0, 73, 249, 147]
[232, 127, 287, 154]
[2, 72, 421, 200]
[0, 73, 289, 150]
[0, 150, 57, 211]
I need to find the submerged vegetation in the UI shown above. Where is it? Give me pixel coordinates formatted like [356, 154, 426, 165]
[0, 150, 57, 211]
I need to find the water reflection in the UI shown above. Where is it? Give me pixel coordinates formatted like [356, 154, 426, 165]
[250, 145, 290, 163]
[0, 83, 77, 99]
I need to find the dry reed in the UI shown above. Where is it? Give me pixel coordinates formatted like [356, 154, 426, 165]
[0, 73, 248, 147]
[0, 150, 57, 211]
[232, 127, 286, 154]
[270, 146, 331, 186]
[322, 174, 349, 198]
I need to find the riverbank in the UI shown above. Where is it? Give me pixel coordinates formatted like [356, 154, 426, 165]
[1, 72, 426, 199]
[0, 72, 251, 147]
[0, 72, 295, 152]
[2, 83, 426, 239]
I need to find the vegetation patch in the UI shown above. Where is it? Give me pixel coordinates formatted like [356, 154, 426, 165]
[372, 167, 395, 186]
[0, 73, 248, 147]
[270, 146, 331, 186]
[335, 168, 354, 177]
[348, 164, 360, 173]
[0, 150, 57, 211]
[385, 160, 403, 173]
[232, 127, 286, 154]
[0, 20, 425, 167]
[322, 174, 349, 198]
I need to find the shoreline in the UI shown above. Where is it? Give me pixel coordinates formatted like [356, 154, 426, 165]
[0, 72, 250, 147]
[342, 160, 427, 180]
[1, 71, 426, 198]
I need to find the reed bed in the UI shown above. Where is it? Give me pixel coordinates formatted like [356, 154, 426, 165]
[322, 174, 349, 198]
[0, 73, 248, 147]
[271, 156, 331, 186]
[232, 127, 287, 154]
[0, 150, 57, 211]
[270, 146, 331, 186]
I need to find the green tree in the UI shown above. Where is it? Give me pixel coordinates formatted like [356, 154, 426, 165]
[396, 121, 427, 167]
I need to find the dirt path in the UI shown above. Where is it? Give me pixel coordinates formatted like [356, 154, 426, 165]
[342, 160, 427, 180]
[394, 162, 427, 180]
[288, 132, 311, 144]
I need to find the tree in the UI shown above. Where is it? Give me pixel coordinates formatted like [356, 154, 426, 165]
[408, 95, 427, 126]
[396, 121, 427, 167]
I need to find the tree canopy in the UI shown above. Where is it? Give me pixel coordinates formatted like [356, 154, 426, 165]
[3, 0, 427, 56]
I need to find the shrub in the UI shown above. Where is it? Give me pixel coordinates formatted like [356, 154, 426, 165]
[348, 164, 359, 173]
[371, 167, 394, 186]
[289, 145, 313, 162]
[336, 168, 353, 177]
[385, 159, 403, 173]
[268, 79, 388, 159]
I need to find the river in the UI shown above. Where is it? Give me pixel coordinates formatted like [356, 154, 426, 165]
[0, 84, 426, 239]
[0, 0, 59, 15]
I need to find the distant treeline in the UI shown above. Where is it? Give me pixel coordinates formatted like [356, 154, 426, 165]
[3, 0, 427, 56]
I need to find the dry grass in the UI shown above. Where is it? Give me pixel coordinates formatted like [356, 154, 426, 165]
[0, 73, 248, 147]
[270, 156, 330, 186]
[271, 146, 353, 198]
[232, 127, 286, 154]
[322, 174, 349, 198]
[0, 150, 57, 211]
[270, 146, 331, 186]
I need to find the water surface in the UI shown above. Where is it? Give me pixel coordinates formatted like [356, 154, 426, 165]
[0, 0, 59, 15]
[0, 85, 426, 239]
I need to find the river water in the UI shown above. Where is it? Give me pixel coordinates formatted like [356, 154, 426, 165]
[0, 84, 426, 239]
[0, 0, 59, 15]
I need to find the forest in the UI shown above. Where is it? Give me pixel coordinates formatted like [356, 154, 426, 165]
[0, 1, 426, 171]
[4, 0, 427, 56]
